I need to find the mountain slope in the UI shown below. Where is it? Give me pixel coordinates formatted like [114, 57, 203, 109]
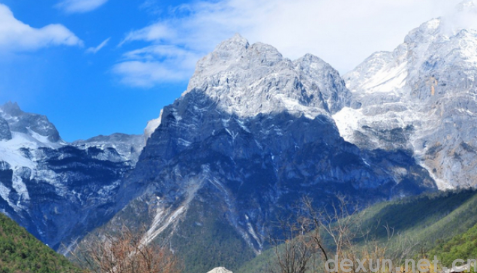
[0, 212, 81, 272]
[85, 35, 436, 273]
[334, 3, 477, 189]
[0, 102, 144, 250]
[237, 189, 477, 273]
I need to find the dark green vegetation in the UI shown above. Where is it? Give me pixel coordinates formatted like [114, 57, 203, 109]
[430, 222, 477, 267]
[359, 189, 477, 245]
[0, 212, 81, 273]
[237, 189, 477, 273]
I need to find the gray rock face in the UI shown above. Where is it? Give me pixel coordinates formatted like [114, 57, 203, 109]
[335, 13, 477, 189]
[0, 117, 11, 141]
[73, 133, 144, 165]
[0, 102, 144, 250]
[95, 36, 436, 273]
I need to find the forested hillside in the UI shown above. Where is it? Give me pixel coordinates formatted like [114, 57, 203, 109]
[0, 213, 81, 273]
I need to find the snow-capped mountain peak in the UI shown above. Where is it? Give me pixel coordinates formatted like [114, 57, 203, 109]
[184, 35, 350, 119]
[335, 7, 477, 189]
[189, 33, 251, 80]
[0, 102, 61, 143]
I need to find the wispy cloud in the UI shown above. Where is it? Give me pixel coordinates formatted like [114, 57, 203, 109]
[139, 0, 162, 15]
[86, 37, 110, 54]
[56, 0, 108, 14]
[116, 0, 467, 87]
[113, 45, 201, 87]
[0, 4, 82, 52]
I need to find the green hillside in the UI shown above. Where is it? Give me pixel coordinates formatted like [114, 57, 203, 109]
[359, 190, 477, 244]
[238, 189, 477, 273]
[430, 222, 477, 267]
[0, 213, 81, 273]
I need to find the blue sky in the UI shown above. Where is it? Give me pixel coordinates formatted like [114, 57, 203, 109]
[0, 0, 195, 141]
[0, 0, 466, 141]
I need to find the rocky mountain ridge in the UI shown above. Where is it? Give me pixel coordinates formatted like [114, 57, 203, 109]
[334, 11, 477, 189]
[0, 102, 144, 250]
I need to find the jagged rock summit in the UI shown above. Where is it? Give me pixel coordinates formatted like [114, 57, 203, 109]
[0, 101, 61, 143]
[186, 34, 351, 118]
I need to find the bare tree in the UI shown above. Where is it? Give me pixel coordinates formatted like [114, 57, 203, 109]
[267, 197, 336, 273]
[268, 215, 317, 273]
[70, 225, 182, 273]
[269, 196, 420, 273]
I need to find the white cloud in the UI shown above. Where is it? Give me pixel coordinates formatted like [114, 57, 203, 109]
[440, 0, 477, 35]
[117, 0, 467, 87]
[86, 37, 110, 54]
[56, 0, 108, 14]
[0, 4, 82, 52]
